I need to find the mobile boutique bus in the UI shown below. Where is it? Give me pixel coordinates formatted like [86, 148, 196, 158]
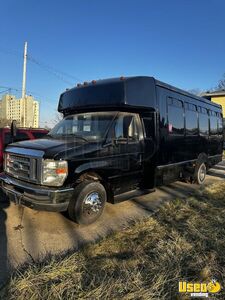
[0, 76, 223, 224]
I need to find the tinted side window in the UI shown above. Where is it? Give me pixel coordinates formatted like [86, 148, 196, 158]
[218, 115, 223, 135]
[167, 98, 184, 135]
[209, 111, 218, 135]
[201, 107, 208, 115]
[185, 103, 198, 135]
[199, 110, 209, 136]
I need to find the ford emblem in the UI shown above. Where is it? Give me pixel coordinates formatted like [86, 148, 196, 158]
[12, 161, 23, 171]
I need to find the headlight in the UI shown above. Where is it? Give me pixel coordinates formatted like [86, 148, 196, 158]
[41, 159, 68, 186]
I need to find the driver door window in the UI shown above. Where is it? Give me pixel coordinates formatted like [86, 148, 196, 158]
[114, 113, 139, 142]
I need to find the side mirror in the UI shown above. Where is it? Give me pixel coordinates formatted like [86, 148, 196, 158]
[11, 120, 17, 139]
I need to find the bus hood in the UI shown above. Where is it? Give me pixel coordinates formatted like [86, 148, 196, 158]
[5, 137, 98, 160]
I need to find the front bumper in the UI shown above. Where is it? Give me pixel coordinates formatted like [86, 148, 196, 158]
[0, 173, 74, 212]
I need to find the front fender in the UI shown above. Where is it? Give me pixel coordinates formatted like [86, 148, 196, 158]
[74, 160, 109, 175]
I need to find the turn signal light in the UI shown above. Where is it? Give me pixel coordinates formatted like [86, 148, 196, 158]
[55, 168, 68, 175]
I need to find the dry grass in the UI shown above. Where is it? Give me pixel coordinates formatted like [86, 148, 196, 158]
[1, 182, 225, 300]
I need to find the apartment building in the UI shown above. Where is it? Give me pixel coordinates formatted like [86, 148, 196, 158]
[0, 94, 39, 127]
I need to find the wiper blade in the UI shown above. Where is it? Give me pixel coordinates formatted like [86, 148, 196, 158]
[63, 134, 88, 142]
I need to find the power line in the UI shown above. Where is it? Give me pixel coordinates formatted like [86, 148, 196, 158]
[0, 89, 10, 94]
[0, 85, 20, 93]
[27, 54, 82, 83]
[0, 46, 82, 85]
[27, 55, 74, 86]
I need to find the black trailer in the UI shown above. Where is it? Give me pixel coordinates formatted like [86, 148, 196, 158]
[0, 76, 223, 224]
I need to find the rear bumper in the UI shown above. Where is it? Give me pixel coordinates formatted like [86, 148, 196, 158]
[0, 173, 74, 212]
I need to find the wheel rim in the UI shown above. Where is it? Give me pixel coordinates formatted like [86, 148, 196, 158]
[82, 192, 103, 216]
[198, 164, 206, 182]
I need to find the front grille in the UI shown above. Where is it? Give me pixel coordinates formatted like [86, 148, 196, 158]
[5, 153, 38, 183]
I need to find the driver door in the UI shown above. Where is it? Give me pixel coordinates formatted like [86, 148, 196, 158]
[106, 112, 143, 194]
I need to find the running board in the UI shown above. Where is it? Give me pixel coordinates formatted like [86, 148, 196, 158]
[113, 188, 155, 204]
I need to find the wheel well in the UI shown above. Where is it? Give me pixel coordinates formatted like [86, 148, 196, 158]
[75, 171, 102, 183]
[75, 171, 114, 203]
[197, 153, 208, 168]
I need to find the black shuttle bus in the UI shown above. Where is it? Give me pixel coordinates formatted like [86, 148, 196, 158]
[0, 76, 223, 224]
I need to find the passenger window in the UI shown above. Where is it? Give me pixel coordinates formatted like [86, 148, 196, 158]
[189, 104, 197, 111]
[209, 112, 218, 135]
[218, 115, 223, 135]
[172, 98, 183, 108]
[199, 110, 209, 136]
[167, 97, 184, 135]
[201, 107, 208, 115]
[185, 102, 198, 136]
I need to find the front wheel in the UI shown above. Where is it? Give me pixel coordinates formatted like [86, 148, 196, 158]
[194, 162, 207, 185]
[68, 180, 106, 225]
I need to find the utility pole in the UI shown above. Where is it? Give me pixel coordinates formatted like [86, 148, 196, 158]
[22, 41, 27, 126]
[22, 42, 27, 99]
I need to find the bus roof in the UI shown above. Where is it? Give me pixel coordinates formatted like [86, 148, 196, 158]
[58, 76, 221, 113]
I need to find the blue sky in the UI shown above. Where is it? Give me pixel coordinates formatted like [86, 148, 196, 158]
[1, 0, 225, 126]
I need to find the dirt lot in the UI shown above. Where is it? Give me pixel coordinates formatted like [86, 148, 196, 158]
[0, 162, 224, 287]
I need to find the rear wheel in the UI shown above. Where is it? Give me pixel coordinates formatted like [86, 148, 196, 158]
[68, 180, 106, 225]
[194, 162, 207, 184]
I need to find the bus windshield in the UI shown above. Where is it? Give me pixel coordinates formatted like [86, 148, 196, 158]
[48, 111, 117, 141]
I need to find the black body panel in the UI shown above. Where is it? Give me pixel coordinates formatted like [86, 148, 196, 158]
[58, 77, 156, 113]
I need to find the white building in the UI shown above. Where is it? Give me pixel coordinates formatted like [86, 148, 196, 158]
[0, 94, 39, 128]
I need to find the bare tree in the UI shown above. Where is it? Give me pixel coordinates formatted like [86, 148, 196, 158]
[216, 73, 225, 90]
[187, 88, 203, 96]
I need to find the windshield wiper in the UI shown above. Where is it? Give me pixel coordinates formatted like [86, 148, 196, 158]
[47, 133, 88, 142]
[63, 134, 89, 142]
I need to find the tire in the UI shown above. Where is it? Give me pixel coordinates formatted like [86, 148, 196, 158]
[68, 180, 106, 225]
[194, 162, 207, 185]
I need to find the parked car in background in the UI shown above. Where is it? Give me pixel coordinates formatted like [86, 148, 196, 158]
[0, 126, 48, 171]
